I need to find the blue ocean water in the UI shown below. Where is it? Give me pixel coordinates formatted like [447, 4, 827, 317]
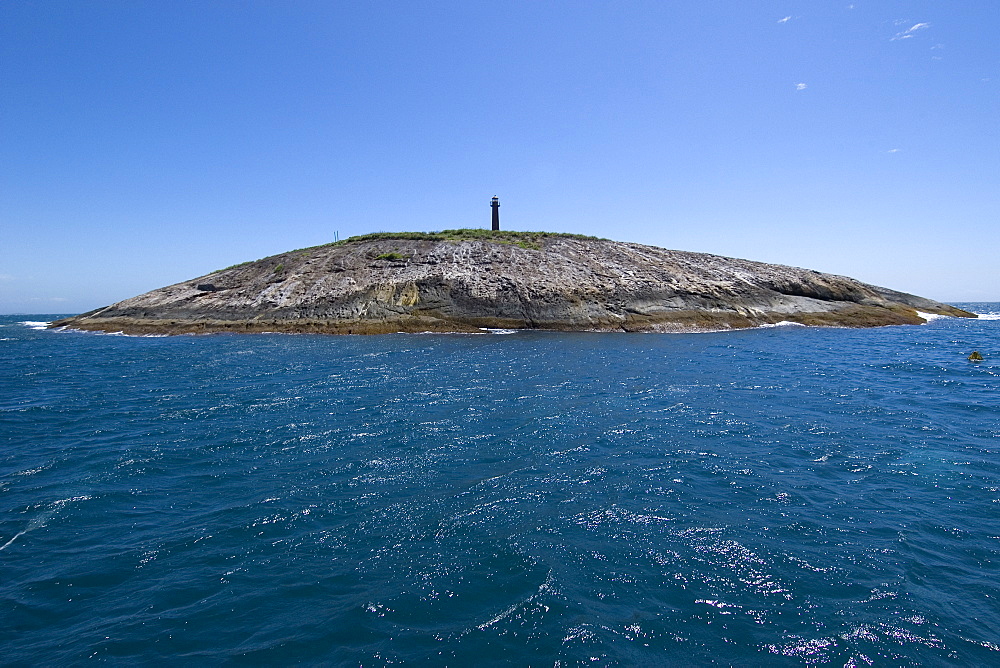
[2, 306, 999, 666]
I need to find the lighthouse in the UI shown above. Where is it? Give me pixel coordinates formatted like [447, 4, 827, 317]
[491, 196, 500, 231]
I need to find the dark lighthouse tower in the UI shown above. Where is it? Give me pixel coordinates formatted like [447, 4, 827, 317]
[490, 196, 500, 231]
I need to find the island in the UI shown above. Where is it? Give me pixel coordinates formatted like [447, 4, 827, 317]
[51, 230, 975, 335]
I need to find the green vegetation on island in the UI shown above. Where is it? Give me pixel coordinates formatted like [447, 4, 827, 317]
[298, 229, 602, 254]
[336, 229, 600, 244]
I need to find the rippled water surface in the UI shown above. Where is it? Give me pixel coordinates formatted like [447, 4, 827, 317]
[2, 306, 999, 665]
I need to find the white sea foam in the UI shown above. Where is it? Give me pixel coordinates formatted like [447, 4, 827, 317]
[19, 321, 51, 330]
[60, 327, 165, 337]
[974, 313, 1000, 320]
[0, 495, 92, 552]
[0, 530, 28, 552]
[757, 321, 807, 329]
[916, 311, 947, 322]
[484, 328, 519, 335]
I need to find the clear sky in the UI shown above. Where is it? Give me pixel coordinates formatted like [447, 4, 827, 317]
[1, 1, 997, 314]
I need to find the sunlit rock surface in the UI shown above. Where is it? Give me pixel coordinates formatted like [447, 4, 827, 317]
[53, 232, 975, 335]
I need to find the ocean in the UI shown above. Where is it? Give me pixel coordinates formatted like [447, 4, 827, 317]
[2, 305, 998, 666]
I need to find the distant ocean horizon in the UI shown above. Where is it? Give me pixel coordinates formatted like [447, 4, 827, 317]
[3, 303, 998, 665]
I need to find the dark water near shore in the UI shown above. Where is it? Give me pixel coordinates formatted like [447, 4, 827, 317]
[2, 306, 999, 666]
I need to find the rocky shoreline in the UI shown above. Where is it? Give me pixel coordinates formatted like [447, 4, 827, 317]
[52, 231, 975, 335]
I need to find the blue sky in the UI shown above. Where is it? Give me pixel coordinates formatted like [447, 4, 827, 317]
[1, 1, 997, 313]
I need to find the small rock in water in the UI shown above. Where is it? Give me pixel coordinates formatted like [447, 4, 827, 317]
[968, 351, 984, 362]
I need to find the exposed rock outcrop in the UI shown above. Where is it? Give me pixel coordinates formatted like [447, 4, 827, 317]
[52, 231, 975, 335]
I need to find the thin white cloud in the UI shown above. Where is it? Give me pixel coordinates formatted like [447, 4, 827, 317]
[795, 82, 807, 91]
[891, 22, 930, 41]
[0, 274, 14, 281]
[777, 16, 791, 24]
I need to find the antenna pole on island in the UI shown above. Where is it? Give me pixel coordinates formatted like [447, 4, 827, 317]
[491, 196, 500, 231]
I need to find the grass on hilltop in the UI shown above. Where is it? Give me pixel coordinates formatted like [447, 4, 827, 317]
[311, 229, 601, 252]
[336, 229, 600, 244]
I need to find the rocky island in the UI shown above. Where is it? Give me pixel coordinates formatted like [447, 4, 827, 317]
[52, 230, 974, 335]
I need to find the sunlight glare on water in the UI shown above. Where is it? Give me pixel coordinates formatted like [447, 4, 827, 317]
[1, 306, 998, 665]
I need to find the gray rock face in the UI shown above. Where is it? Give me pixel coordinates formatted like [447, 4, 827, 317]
[52, 234, 974, 335]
